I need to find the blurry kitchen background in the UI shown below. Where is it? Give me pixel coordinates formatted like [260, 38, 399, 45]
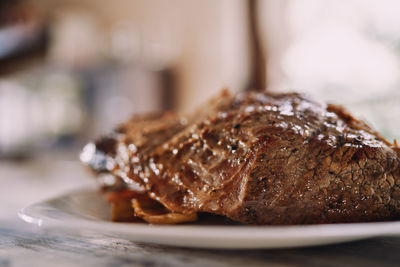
[1, 0, 400, 160]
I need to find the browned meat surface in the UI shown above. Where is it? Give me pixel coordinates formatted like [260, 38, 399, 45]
[81, 91, 400, 225]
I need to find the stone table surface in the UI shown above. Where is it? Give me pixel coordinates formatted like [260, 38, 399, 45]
[2, 152, 400, 267]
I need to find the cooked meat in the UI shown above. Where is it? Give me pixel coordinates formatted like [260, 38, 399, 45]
[132, 197, 198, 224]
[81, 90, 400, 225]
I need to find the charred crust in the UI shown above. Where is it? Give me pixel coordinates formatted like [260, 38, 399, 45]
[95, 137, 117, 156]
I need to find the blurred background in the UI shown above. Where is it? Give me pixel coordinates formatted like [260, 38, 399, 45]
[1, 0, 400, 161]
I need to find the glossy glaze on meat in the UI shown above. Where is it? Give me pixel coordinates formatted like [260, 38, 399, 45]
[81, 91, 400, 224]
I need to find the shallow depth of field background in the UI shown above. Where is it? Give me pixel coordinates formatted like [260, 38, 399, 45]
[1, 0, 400, 161]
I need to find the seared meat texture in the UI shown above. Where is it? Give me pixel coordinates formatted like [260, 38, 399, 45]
[82, 91, 400, 224]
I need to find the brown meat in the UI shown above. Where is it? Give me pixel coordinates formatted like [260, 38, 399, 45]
[81, 91, 400, 225]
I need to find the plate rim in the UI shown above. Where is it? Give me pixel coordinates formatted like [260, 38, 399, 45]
[18, 188, 400, 249]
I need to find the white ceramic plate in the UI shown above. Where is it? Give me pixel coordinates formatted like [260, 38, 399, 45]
[19, 188, 400, 249]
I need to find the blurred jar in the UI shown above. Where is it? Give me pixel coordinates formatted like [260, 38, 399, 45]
[0, 70, 85, 158]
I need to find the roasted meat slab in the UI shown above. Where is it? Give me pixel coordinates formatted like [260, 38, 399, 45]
[81, 91, 400, 224]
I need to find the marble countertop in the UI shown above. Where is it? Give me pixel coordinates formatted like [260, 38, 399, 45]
[2, 152, 400, 267]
